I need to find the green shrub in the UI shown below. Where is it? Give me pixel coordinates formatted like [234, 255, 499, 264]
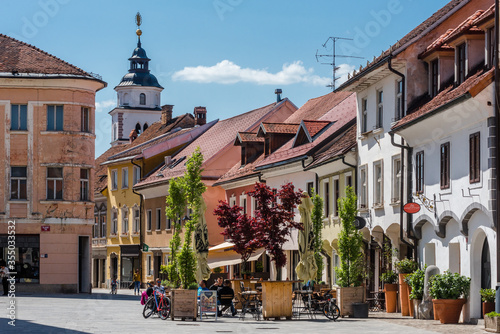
[406, 266, 426, 300]
[187, 282, 199, 290]
[429, 271, 470, 300]
[486, 312, 500, 318]
[394, 258, 418, 274]
[380, 271, 398, 284]
[481, 288, 496, 303]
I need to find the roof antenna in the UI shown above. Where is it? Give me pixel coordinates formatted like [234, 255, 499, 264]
[316, 37, 363, 91]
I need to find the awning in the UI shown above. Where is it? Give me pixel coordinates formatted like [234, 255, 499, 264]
[120, 244, 141, 257]
[208, 249, 264, 269]
[208, 241, 235, 252]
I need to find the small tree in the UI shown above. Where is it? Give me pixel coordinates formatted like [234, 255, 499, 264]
[336, 186, 364, 287]
[311, 191, 324, 281]
[165, 176, 185, 288]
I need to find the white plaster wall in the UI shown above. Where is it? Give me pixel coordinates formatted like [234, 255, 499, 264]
[116, 86, 162, 109]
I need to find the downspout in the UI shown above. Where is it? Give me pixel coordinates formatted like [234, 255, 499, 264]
[390, 133, 416, 258]
[494, 0, 500, 313]
[131, 158, 143, 274]
[388, 56, 405, 119]
[302, 158, 319, 194]
[341, 156, 357, 194]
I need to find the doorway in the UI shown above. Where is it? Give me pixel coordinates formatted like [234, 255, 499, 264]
[78, 236, 90, 293]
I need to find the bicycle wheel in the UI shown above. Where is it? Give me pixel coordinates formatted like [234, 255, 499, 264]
[159, 297, 171, 320]
[143, 297, 155, 319]
[323, 302, 340, 321]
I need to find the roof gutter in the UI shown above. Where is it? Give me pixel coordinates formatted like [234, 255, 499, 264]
[388, 56, 406, 119]
[336, 56, 390, 91]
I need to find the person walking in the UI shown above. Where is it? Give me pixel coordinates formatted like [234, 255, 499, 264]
[0, 261, 9, 296]
[133, 269, 141, 296]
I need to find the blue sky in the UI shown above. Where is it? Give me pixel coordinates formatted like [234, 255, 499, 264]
[1, 0, 450, 157]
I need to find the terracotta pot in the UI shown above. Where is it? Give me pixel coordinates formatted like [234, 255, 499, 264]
[432, 301, 439, 320]
[399, 274, 410, 316]
[409, 295, 414, 317]
[432, 299, 466, 324]
[483, 301, 495, 318]
[384, 284, 398, 313]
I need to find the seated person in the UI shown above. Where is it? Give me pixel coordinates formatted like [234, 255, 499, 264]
[197, 279, 208, 300]
[217, 279, 237, 316]
[209, 277, 223, 292]
[153, 278, 165, 294]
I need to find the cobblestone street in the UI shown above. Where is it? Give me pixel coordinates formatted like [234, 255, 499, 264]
[0, 289, 487, 334]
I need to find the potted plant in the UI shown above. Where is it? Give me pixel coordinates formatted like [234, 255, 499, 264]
[380, 271, 398, 313]
[394, 258, 418, 316]
[485, 312, 500, 333]
[405, 266, 426, 319]
[429, 271, 470, 324]
[481, 288, 496, 317]
[336, 187, 367, 317]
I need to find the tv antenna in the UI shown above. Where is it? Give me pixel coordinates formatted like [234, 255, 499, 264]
[316, 37, 364, 90]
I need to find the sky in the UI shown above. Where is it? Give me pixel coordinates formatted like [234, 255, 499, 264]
[1, 0, 451, 158]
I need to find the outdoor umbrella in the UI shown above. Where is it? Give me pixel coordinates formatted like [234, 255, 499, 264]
[195, 197, 211, 281]
[295, 192, 318, 282]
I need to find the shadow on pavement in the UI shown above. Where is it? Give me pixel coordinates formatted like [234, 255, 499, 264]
[2, 319, 90, 334]
[15, 292, 139, 302]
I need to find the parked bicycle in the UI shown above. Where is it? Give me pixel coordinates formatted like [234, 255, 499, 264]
[143, 290, 170, 320]
[299, 291, 340, 320]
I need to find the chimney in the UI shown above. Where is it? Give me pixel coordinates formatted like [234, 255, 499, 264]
[129, 129, 138, 143]
[164, 155, 172, 167]
[193, 106, 207, 126]
[275, 89, 282, 102]
[161, 104, 174, 125]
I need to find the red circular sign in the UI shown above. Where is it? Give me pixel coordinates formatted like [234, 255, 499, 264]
[403, 202, 421, 214]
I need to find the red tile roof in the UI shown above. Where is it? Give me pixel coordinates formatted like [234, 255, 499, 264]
[302, 120, 331, 138]
[259, 123, 299, 135]
[0, 34, 96, 77]
[442, 9, 485, 43]
[306, 124, 357, 169]
[420, 29, 455, 59]
[285, 91, 352, 123]
[94, 145, 128, 193]
[235, 132, 264, 145]
[472, 4, 494, 26]
[135, 100, 292, 188]
[392, 67, 494, 131]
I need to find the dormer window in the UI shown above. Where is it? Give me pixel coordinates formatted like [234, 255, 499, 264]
[241, 146, 246, 166]
[456, 43, 466, 85]
[486, 27, 495, 68]
[430, 59, 439, 97]
[140, 93, 146, 105]
[264, 137, 270, 157]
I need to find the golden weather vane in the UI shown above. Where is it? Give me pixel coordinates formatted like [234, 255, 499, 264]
[135, 12, 142, 37]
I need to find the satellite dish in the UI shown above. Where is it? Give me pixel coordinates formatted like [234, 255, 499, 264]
[354, 216, 366, 230]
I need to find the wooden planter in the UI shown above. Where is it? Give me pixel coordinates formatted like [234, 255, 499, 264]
[484, 302, 496, 318]
[432, 299, 465, 324]
[384, 284, 398, 313]
[171, 289, 198, 321]
[399, 274, 410, 316]
[338, 286, 365, 317]
[485, 315, 500, 333]
[261, 281, 293, 320]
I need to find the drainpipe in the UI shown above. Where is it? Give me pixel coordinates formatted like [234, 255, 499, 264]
[389, 133, 416, 258]
[388, 56, 405, 119]
[494, 0, 500, 313]
[131, 158, 143, 275]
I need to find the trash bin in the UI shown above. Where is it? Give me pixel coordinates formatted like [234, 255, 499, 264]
[352, 302, 369, 318]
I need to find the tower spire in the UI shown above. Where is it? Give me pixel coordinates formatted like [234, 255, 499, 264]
[135, 12, 142, 47]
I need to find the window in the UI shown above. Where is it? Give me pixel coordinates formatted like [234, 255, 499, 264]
[111, 170, 118, 190]
[122, 208, 129, 234]
[111, 210, 118, 235]
[306, 182, 314, 197]
[241, 146, 246, 166]
[146, 210, 152, 231]
[143, 123, 148, 132]
[396, 80, 403, 120]
[133, 166, 141, 185]
[112, 123, 118, 141]
[81, 107, 90, 132]
[133, 208, 140, 233]
[440, 142, 450, 189]
[346, 174, 352, 188]
[430, 59, 439, 97]
[487, 27, 496, 68]
[376, 90, 383, 128]
[264, 137, 270, 157]
[392, 157, 401, 203]
[135, 122, 142, 134]
[360, 166, 368, 209]
[361, 98, 368, 133]
[47, 105, 63, 131]
[80, 169, 89, 201]
[456, 43, 466, 85]
[324, 181, 330, 217]
[11, 104, 27, 131]
[46, 167, 63, 200]
[0, 235, 40, 284]
[122, 167, 129, 189]
[147, 255, 152, 276]
[416, 151, 424, 194]
[166, 215, 172, 230]
[470, 132, 480, 183]
[10, 167, 27, 200]
[101, 214, 107, 237]
[140, 93, 146, 105]
[156, 208, 161, 230]
[229, 195, 236, 207]
[333, 178, 339, 216]
[240, 195, 247, 214]
[373, 161, 383, 206]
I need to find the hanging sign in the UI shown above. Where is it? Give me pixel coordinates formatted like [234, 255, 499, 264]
[354, 216, 367, 230]
[403, 202, 421, 214]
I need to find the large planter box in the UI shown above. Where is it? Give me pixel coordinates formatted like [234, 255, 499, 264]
[338, 286, 365, 317]
[485, 315, 500, 333]
[171, 289, 198, 320]
[261, 281, 293, 320]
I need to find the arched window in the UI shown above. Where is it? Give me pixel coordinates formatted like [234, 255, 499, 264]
[143, 123, 148, 132]
[140, 93, 146, 105]
[135, 123, 141, 134]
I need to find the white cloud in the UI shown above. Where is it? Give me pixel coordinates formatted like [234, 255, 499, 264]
[95, 99, 116, 113]
[172, 60, 344, 86]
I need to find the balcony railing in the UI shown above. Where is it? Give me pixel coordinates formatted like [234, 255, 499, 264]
[92, 238, 106, 247]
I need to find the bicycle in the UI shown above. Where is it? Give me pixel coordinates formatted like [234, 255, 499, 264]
[298, 291, 340, 320]
[322, 293, 340, 321]
[143, 290, 170, 320]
